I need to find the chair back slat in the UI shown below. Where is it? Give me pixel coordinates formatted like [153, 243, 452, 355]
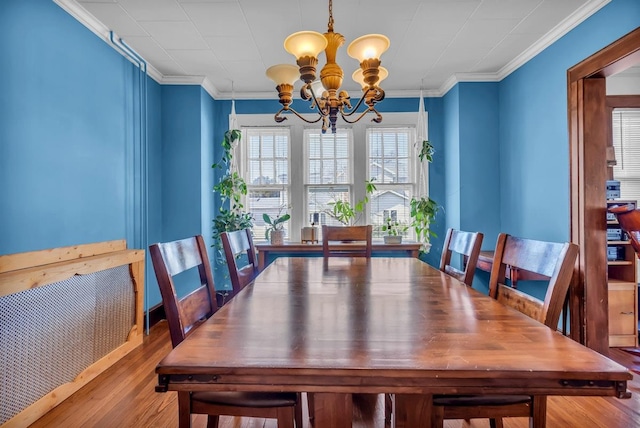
[489, 233, 578, 328]
[322, 225, 372, 258]
[149, 235, 218, 348]
[221, 229, 259, 295]
[157, 237, 203, 276]
[439, 228, 484, 286]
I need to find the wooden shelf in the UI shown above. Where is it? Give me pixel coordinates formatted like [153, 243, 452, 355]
[606, 199, 638, 348]
[607, 260, 634, 266]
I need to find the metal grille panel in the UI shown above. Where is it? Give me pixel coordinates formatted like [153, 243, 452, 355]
[0, 265, 134, 424]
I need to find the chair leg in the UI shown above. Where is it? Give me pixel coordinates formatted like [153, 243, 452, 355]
[276, 407, 295, 428]
[489, 418, 504, 428]
[384, 393, 393, 423]
[430, 405, 445, 428]
[177, 392, 192, 428]
[206, 415, 220, 428]
[294, 394, 303, 428]
[307, 392, 315, 420]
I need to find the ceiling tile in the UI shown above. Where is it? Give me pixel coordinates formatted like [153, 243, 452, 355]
[182, 2, 248, 37]
[78, 2, 148, 37]
[139, 21, 209, 50]
[167, 49, 225, 75]
[205, 36, 260, 61]
[472, 0, 542, 20]
[117, 0, 189, 21]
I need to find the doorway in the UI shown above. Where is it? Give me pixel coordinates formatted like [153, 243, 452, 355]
[568, 27, 640, 354]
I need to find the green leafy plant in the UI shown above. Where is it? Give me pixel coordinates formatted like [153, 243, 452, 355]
[263, 211, 290, 240]
[417, 139, 435, 163]
[212, 129, 253, 246]
[328, 180, 377, 225]
[381, 217, 408, 236]
[410, 196, 440, 243]
[411, 139, 441, 252]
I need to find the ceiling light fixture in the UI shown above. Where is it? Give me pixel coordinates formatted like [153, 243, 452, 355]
[266, 0, 390, 134]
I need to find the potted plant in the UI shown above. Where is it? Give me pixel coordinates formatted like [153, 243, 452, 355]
[328, 180, 377, 225]
[410, 140, 441, 253]
[381, 217, 408, 244]
[263, 211, 290, 245]
[212, 129, 253, 252]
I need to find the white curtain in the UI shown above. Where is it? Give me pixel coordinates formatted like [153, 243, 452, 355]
[415, 90, 429, 197]
[229, 97, 240, 174]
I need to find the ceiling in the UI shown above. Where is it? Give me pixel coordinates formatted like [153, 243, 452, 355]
[57, 0, 611, 99]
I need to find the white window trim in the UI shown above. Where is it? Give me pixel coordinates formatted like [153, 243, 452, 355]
[234, 112, 428, 241]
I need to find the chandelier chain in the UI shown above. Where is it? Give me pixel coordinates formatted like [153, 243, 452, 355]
[328, 0, 334, 32]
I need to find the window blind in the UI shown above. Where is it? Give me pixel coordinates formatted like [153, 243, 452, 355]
[612, 109, 640, 204]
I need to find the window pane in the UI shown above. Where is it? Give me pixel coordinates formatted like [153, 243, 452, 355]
[613, 109, 640, 203]
[368, 128, 412, 184]
[243, 127, 291, 240]
[368, 187, 413, 238]
[306, 129, 351, 184]
[307, 186, 351, 230]
[248, 189, 289, 241]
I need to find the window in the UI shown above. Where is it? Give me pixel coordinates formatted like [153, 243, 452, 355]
[305, 129, 353, 227]
[241, 128, 290, 241]
[367, 128, 415, 238]
[612, 108, 640, 204]
[236, 113, 425, 241]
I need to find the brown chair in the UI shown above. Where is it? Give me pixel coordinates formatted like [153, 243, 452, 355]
[609, 203, 640, 253]
[149, 235, 302, 428]
[220, 228, 259, 297]
[322, 225, 372, 258]
[430, 233, 579, 428]
[439, 228, 484, 286]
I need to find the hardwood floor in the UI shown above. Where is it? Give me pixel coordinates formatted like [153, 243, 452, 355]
[29, 321, 640, 428]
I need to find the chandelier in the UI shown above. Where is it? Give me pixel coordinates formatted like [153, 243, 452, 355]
[265, 0, 390, 134]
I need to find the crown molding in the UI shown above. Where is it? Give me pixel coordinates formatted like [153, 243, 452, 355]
[497, 0, 611, 79]
[54, 0, 164, 82]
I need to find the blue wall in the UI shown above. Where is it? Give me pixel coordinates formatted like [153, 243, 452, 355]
[0, 0, 151, 254]
[2, 0, 639, 311]
[497, 0, 640, 242]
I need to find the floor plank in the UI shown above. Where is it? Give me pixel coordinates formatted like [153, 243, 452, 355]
[28, 321, 640, 428]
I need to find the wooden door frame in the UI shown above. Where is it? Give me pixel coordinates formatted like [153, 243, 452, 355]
[568, 27, 640, 354]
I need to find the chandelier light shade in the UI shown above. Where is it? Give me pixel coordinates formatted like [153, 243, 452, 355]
[266, 0, 390, 133]
[353, 67, 388, 90]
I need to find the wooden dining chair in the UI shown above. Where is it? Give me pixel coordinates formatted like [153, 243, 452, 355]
[439, 228, 484, 286]
[149, 235, 303, 428]
[430, 232, 579, 428]
[220, 228, 259, 297]
[322, 225, 372, 258]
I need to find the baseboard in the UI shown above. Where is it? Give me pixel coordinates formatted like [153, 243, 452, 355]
[145, 302, 165, 328]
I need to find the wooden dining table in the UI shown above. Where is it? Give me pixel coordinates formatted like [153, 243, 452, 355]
[156, 257, 631, 427]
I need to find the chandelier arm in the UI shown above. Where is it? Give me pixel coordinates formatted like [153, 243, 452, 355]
[276, 106, 325, 124]
[339, 107, 374, 124]
[340, 106, 383, 125]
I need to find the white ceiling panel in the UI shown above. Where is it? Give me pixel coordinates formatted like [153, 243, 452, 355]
[167, 49, 225, 75]
[65, 0, 608, 97]
[78, 2, 147, 37]
[182, 2, 248, 37]
[471, 0, 542, 20]
[204, 36, 260, 61]
[139, 21, 209, 50]
[117, 0, 189, 21]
